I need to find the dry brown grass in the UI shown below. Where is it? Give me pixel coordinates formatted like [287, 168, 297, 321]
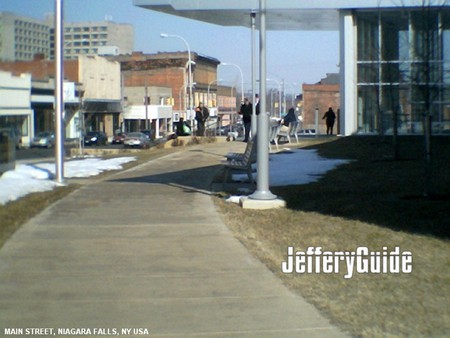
[0, 185, 78, 248]
[214, 135, 450, 337]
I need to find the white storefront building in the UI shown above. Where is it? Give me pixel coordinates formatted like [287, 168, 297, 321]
[0, 71, 33, 146]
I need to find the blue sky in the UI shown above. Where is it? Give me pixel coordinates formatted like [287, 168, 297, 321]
[0, 0, 340, 94]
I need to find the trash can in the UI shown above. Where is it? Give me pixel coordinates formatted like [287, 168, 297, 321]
[0, 128, 16, 175]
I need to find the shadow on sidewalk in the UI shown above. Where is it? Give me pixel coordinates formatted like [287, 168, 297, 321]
[108, 164, 223, 194]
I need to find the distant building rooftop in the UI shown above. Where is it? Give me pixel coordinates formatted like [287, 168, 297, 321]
[318, 73, 340, 85]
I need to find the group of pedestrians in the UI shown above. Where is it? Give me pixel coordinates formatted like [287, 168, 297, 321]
[238, 95, 337, 140]
[174, 102, 210, 137]
[175, 97, 337, 139]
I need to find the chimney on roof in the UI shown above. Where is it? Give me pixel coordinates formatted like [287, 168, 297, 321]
[131, 51, 144, 60]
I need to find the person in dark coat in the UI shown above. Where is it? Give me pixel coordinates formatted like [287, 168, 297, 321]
[282, 107, 297, 126]
[239, 98, 252, 142]
[175, 118, 191, 136]
[322, 107, 336, 135]
[195, 102, 209, 136]
[279, 107, 298, 133]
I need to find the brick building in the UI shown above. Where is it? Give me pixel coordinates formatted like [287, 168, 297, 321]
[302, 73, 340, 134]
[110, 51, 240, 133]
[112, 52, 221, 119]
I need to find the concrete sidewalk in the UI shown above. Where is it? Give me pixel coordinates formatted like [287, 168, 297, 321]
[0, 141, 348, 338]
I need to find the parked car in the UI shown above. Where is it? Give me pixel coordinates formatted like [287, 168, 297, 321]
[140, 129, 154, 140]
[111, 132, 127, 144]
[31, 131, 55, 148]
[123, 132, 151, 148]
[84, 131, 107, 146]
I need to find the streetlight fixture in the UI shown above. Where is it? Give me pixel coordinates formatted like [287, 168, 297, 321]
[160, 33, 194, 127]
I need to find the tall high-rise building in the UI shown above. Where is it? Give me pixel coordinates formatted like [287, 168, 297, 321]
[0, 12, 50, 61]
[0, 12, 134, 61]
[51, 20, 134, 60]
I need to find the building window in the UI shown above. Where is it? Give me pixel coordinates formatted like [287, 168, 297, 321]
[356, 7, 450, 135]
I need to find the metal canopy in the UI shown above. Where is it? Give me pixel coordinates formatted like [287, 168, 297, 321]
[133, 0, 429, 31]
[134, 0, 338, 30]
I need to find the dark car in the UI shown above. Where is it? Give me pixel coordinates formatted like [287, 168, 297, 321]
[111, 132, 126, 144]
[140, 129, 154, 140]
[123, 132, 151, 148]
[31, 131, 55, 148]
[84, 131, 107, 146]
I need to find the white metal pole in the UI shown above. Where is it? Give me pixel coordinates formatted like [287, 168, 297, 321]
[282, 79, 286, 116]
[251, 11, 257, 138]
[161, 34, 193, 129]
[207, 78, 222, 109]
[55, 0, 64, 184]
[187, 48, 193, 128]
[221, 63, 244, 106]
[315, 107, 319, 137]
[249, 0, 276, 201]
[145, 84, 149, 129]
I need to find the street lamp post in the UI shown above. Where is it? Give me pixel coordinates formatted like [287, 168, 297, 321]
[54, 0, 64, 184]
[207, 78, 222, 136]
[160, 33, 193, 127]
[248, 0, 278, 202]
[251, 11, 257, 138]
[285, 82, 298, 108]
[267, 78, 282, 117]
[144, 80, 149, 129]
[220, 62, 244, 105]
[207, 78, 222, 109]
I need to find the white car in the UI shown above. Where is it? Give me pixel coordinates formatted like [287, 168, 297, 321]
[31, 131, 55, 148]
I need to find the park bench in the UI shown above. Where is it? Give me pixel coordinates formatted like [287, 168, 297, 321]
[269, 123, 281, 151]
[225, 139, 256, 162]
[223, 140, 255, 185]
[274, 121, 299, 149]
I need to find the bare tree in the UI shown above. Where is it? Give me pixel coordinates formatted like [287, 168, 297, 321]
[403, 0, 449, 196]
[362, 0, 448, 194]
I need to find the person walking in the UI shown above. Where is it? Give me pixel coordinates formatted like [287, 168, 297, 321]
[239, 98, 253, 142]
[322, 107, 336, 135]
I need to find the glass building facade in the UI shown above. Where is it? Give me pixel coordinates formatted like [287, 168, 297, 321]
[355, 7, 450, 135]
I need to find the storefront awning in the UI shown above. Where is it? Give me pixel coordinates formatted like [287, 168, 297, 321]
[83, 100, 122, 113]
